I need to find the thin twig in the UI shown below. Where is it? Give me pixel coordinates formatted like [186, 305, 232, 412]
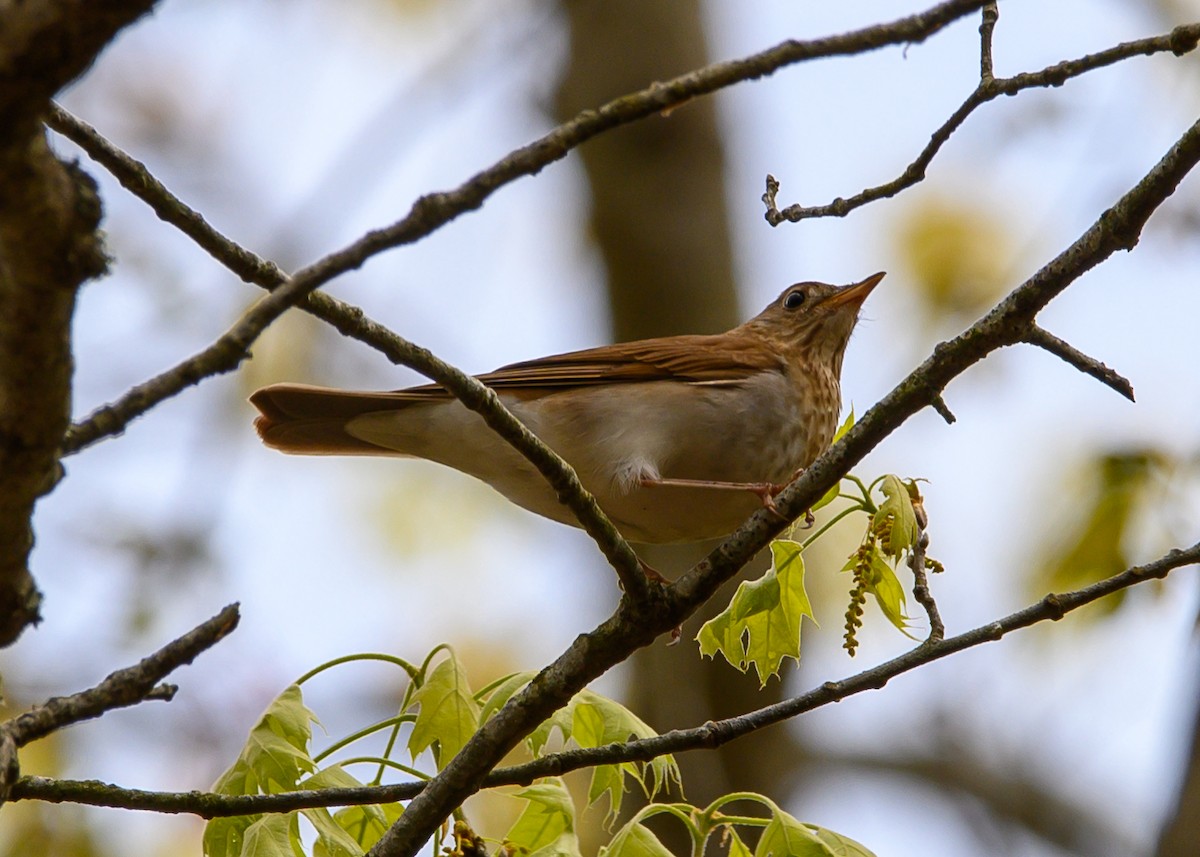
[0, 604, 239, 803]
[54, 0, 996, 454]
[46, 125, 650, 596]
[51, 5, 1005, 597]
[931, 394, 957, 424]
[766, 23, 1200, 223]
[908, 529, 944, 643]
[1023, 324, 1136, 402]
[4, 604, 239, 747]
[11, 540, 1198, 818]
[979, 2, 999, 83]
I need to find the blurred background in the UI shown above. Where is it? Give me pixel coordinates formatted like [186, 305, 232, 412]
[3, 1, 1200, 855]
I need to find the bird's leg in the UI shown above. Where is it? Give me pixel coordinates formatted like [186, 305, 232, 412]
[638, 475, 815, 527]
[638, 476, 790, 521]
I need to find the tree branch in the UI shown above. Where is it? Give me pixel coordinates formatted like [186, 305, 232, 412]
[55, 0, 994, 456]
[0, 0, 159, 131]
[10, 541, 1196, 818]
[50, 0, 997, 599]
[0, 603, 239, 803]
[764, 22, 1200, 223]
[1022, 324, 1136, 401]
[362, 113, 1200, 857]
[46, 120, 650, 598]
[0, 0, 161, 645]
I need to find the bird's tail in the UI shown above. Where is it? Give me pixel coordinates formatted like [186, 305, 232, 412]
[250, 383, 410, 455]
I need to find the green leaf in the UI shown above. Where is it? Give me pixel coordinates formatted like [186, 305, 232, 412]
[305, 805, 362, 857]
[725, 830, 754, 857]
[756, 809, 834, 857]
[504, 778, 581, 857]
[240, 814, 302, 857]
[211, 684, 318, 797]
[406, 653, 480, 769]
[873, 474, 919, 557]
[697, 540, 816, 685]
[478, 671, 535, 726]
[597, 820, 674, 857]
[570, 691, 680, 818]
[300, 765, 392, 855]
[809, 825, 877, 857]
[203, 815, 257, 857]
[812, 411, 855, 513]
[865, 547, 914, 636]
[528, 704, 575, 759]
[1036, 450, 1168, 615]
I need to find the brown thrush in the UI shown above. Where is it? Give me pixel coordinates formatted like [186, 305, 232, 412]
[251, 272, 882, 544]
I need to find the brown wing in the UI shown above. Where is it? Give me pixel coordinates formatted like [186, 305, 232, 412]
[251, 333, 782, 453]
[408, 333, 784, 396]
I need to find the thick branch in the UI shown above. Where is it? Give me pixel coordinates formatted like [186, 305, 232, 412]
[363, 115, 1200, 857]
[50, 1, 998, 599]
[11, 541, 1196, 818]
[0, 0, 158, 132]
[57, 0, 993, 455]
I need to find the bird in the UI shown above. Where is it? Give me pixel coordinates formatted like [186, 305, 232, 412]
[250, 273, 882, 545]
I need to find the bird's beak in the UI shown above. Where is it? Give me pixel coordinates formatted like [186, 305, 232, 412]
[825, 271, 885, 309]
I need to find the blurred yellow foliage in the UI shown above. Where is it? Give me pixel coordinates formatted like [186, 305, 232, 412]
[1033, 449, 1174, 616]
[894, 192, 1016, 323]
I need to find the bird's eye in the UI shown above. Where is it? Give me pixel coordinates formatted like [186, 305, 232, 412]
[783, 289, 806, 310]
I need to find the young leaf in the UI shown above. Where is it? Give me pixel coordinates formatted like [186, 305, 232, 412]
[570, 690, 680, 817]
[866, 548, 914, 636]
[330, 803, 402, 854]
[812, 410, 855, 513]
[211, 684, 319, 797]
[406, 653, 481, 769]
[238, 814, 300, 857]
[756, 808, 835, 857]
[697, 540, 816, 685]
[300, 765, 392, 855]
[809, 825, 877, 857]
[504, 778, 582, 857]
[203, 815, 257, 857]
[478, 671, 535, 725]
[597, 819, 674, 857]
[873, 474, 919, 558]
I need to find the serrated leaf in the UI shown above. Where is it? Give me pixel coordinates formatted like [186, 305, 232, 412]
[203, 815, 257, 857]
[240, 814, 301, 857]
[570, 691, 679, 818]
[697, 540, 816, 685]
[299, 765, 391, 855]
[866, 548, 914, 636]
[211, 685, 318, 797]
[598, 820, 674, 857]
[478, 671, 535, 726]
[726, 829, 754, 857]
[528, 705, 575, 758]
[505, 778, 581, 857]
[809, 825, 877, 857]
[756, 809, 834, 857]
[874, 475, 919, 557]
[407, 654, 480, 769]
